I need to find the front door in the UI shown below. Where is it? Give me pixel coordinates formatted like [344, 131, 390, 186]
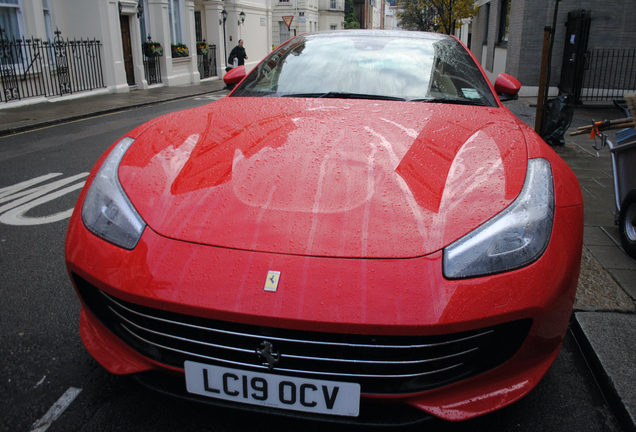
[120, 14, 135, 86]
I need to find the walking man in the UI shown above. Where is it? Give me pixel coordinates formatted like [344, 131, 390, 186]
[229, 39, 248, 66]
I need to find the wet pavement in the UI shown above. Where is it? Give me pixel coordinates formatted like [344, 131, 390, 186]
[507, 97, 636, 431]
[1, 84, 634, 431]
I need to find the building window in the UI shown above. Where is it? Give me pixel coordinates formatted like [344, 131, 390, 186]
[482, 3, 490, 45]
[194, 10, 202, 41]
[279, 0, 290, 3]
[168, 0, 183, 44]
[42, 0, 53, 40]
[498, 0, 510, 45]
[139, 0, 149, 43]
[330, 24, 337, 30]
[0, 0, 23, 40]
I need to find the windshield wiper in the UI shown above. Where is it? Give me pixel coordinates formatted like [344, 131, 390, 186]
[281, 92, 406, 101]
[409, 97, 487, 106]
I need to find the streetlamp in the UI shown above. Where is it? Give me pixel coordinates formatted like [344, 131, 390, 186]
[239, 11, 246, 25]
[220, 8, 228, 69]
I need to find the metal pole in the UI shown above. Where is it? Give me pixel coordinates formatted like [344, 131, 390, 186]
[222, 18, 227, 69]
[535, 26, 551, 134]
[534, 0, 560, 134]
[543, 0, 560, 114]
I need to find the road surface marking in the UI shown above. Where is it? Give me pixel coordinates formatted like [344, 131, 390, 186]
[0, 173, 88, 225]
[30, 387, 82, 432]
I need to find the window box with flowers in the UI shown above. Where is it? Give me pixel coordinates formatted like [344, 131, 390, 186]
[143, 41, 164, 57]
[171, 43, 189, 58]
[196, 41, 209, 56]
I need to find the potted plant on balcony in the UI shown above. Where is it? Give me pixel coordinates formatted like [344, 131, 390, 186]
[143, 40, 164, 57]
[196, 41, 209, 55]
[171, 43, 189, 58]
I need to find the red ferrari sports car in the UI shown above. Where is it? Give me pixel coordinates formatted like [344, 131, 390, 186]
[65, 30, 583, 425]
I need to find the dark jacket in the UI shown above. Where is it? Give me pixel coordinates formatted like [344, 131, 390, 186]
[229, 45, 247, 66]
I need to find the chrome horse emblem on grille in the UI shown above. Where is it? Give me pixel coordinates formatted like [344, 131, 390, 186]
[256, 341, 280, 370]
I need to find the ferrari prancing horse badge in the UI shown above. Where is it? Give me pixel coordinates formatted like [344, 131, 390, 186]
[264, 271, 281, 292]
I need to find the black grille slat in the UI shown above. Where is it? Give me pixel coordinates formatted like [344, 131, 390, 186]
[121, 323, 468, 379]
[73, 274, 532, 394]
[110, 301, 481, 367]
[108, 292, 492, 350]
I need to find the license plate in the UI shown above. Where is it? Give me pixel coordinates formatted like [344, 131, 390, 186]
[184, 361, 361, 417]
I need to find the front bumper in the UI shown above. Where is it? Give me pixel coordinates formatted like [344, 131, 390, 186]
[65, 203, 583, 422]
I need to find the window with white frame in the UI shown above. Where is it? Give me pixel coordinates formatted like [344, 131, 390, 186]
[168, 0, 183, 44]
[139, 0, 149, 43]
[42, 0, 53, 41]
[0, 0, 23, 41]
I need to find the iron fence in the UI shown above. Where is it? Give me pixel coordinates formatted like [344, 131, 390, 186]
[0, 28, 105, 103]
[197, 44, 217, 79]
[580, 48, 636, 102]
[143, 53, 162, 85]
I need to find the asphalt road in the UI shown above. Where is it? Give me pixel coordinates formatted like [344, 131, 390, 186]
[0, 94, 623, 432]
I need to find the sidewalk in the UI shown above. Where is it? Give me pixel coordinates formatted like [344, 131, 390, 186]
[511, 97, 636, 431]
[1, 87, 635, 429]
[0, 79, 227, 137]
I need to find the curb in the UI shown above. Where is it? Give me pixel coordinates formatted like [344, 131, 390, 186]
[0, 87, 228, 138]
[570, 314, 636, 432]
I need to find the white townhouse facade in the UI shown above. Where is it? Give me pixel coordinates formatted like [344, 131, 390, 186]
[0, 0, 345, 102]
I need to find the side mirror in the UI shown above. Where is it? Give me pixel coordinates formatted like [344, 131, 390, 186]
[495, 73, 521, 102]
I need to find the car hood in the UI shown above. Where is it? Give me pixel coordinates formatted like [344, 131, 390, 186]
[119, 97, 527, 258]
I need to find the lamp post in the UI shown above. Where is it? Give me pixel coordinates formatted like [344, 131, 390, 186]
[220, 8, 228, 69]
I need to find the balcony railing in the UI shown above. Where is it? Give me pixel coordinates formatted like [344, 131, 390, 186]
[319, 0, 344, 12]
[142, 53, 162, 85]
[197, 43, 217, 79]
[1, 28, 105, 103]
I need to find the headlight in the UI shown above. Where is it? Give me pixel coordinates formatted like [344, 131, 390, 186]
[81, 137, 146, 250]
[443, 158, 554, 279]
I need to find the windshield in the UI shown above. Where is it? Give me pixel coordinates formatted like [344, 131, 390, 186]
[231, 32, 498, 107]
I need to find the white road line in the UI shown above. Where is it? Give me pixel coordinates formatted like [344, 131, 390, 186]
[0, 172, 88, 213]
[30, 387, 82, 432]
[0, 173, 62, 200]
[0, 181, 86, 225]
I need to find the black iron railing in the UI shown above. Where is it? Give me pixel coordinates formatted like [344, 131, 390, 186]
[0, 28, 105, 103]
[143, 53, 162, 85]
[580, 48, 636, 102]
[197, 43, 217, 79]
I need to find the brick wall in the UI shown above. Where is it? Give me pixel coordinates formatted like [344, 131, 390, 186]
[469, 0, 636, 89]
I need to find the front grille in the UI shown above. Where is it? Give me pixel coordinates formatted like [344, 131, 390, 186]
[74, 274, 531, 394]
